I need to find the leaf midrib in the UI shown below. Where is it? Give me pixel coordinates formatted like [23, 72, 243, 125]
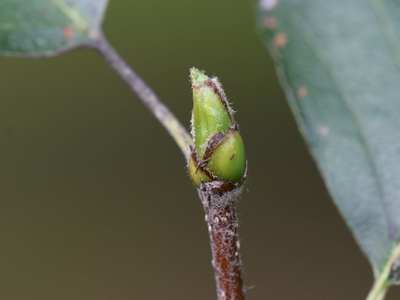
[370, 0, 400, 73]
[49, 0, 91, 36]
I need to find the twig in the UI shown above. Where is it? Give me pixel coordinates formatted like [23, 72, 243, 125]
[199, 182, 245, 300]
[91, 32, 192, 160]
[91, 33, 245, 299]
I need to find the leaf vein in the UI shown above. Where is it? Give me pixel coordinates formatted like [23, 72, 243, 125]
[369, 0, 400, 73]
[49, 0, 90, 36]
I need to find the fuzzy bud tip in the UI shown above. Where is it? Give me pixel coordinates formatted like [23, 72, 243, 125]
[188, 68, 247, 189]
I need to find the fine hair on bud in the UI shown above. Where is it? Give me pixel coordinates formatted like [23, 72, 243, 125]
[188, 68, 247, 189]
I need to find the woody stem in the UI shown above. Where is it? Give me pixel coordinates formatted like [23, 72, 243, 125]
[198, 185, 245, 300]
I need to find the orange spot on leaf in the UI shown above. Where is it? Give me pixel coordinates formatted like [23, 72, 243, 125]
[63, 26, 74, 39]
[273, 33, 287, 49]
[318, 125, 329, 136]
[264, 17, 278, 29]
[297, 86, 308, 98]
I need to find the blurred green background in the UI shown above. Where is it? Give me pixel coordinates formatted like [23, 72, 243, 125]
[1, 0, 399, 299]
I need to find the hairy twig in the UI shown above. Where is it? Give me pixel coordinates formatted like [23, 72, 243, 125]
[91, 33, 245, 299]
[91, 32, 192, 159]
[199, 182, 245, 300]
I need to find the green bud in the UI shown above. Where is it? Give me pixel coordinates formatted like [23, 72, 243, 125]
[188, 68, 247, 188]
[190, 68, 233, 158]
[206, 128, 246, 183]
[188, 153, 213, 188]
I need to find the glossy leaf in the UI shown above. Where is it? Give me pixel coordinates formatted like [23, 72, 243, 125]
[257, 0, 400, 280]
[0, 0, 108, 56]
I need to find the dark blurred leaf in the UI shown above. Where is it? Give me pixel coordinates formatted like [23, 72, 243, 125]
[256, 0, 400, 278]
[0, 0, 108, 56]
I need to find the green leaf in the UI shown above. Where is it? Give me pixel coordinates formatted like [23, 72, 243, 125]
[256, 0, 400, 281]
[0, 0, 108, 56]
